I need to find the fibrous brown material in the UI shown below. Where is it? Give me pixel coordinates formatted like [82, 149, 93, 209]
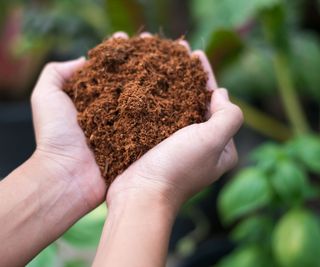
[63, 36, 210, 187]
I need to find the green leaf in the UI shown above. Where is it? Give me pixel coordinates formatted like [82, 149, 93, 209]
[216, 245, 272, 267]
[205, 29, 244, 71]
[272, 209, 320, 267]
[62, 204, 107, 248]
[190, 0, 280, 48]
[27, 244, 57, 267]
[231, 215, 273, 243]
[105, 0, 144, 35]
[270, 159, 309, 203]
[218, 168, 273, 224]
[250, 143, 285, 172]
[286, 135, 320, 173]
[291, 33, 320, 101]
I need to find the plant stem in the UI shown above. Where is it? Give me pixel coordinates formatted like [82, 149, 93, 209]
[231, 96, 293, 141]
[260, 5, 310, 136]
[272, 51, 310, 135]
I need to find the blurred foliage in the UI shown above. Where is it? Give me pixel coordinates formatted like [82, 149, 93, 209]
[217, 135, 320, 267]
[27, 204, 107, 267]
[218, 168, 273, 224]
[28, 245, 57, 267]
[272, 209, 320, 267]
[217, 245, 274, 267]
[1, 0, 320, 266]
[18, 0, 108, 56]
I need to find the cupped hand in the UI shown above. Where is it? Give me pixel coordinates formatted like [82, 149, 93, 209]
[31, 32, 243, 215]
[31, 58, 106, 211]
[107, 32, 243, 212]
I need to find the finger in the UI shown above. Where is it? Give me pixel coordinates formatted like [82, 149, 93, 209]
[192, 50, 218, 91]
[217, 139, 238, 175]
[112, 31, 129, 39]
[200, 89, 243, 152]
[31, 59, 85, 140]
[33, 57, 86, 97]
[140, 32, 153, 38]
[178, 40, 191, 54]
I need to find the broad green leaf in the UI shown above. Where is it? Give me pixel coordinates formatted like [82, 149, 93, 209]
[205, 29, 244, 71]
[190, 0, 280, 48]
[270, 160, 309, 203]
[286, 135, 320, 173]
[291, 33, 320, 101]
[272, 209, 320, 267]
[105, 0, 144, 35]
[62, 204, 107, 248]
[216, 245, 272, 267]
[218, 168, 273, 224]
[250, 143, 285, 172]
[27, 244, 57, 267]
[231, 215, 273, 243]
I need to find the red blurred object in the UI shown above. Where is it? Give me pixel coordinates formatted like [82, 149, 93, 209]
[0, 8, 43, 98]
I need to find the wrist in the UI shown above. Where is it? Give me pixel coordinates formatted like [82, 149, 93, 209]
[13, 152, 92, 226]
[95, 185, 176, 267]
[0, 153, 91, 265]
[107, 184, 180, 220]
[31, 148, 103, 211]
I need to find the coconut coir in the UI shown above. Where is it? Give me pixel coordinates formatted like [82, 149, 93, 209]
[63, 36, 210, 187]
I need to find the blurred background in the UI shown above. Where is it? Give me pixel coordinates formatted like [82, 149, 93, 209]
[1, 0, 320, 266]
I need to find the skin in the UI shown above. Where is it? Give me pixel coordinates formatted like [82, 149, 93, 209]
[0, 32, 243, 267]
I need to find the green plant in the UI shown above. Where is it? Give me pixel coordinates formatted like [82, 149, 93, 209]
[218, 135, 320, 266]
[27, 204, 107, 267]
[210, 0, 320, 265]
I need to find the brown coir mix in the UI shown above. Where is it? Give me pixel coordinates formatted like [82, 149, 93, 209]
[63, 36, 210, 187]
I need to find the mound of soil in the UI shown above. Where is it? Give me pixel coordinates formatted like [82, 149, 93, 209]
[63, 36, 210, 186]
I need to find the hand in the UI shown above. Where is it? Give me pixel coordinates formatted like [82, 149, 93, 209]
[31, 58, 106, 211]
[107, 33, 244, 213]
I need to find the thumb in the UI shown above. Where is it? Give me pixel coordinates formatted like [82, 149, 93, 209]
[31, 58, 85, 140]
[199, 88, 243, 152]
[32, 57, 86, 98]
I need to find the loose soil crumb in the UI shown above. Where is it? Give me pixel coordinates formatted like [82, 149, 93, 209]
[63, 36, 211, 187]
